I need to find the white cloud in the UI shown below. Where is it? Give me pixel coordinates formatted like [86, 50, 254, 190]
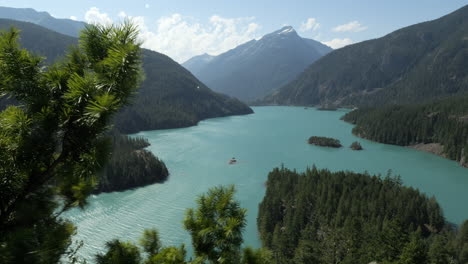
[300, 18, 320, 32]
[70, 16, 77, 21]
[82, 8, 261, 62]
[332, 21, 367, 33]
[322, 38, 354, 49]
[117, 12, 260, 63]
[85, 7, 112, 25]
[145, 4, 150, 8]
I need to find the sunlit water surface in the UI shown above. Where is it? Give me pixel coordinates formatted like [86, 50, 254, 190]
[66, 106, 468, 261]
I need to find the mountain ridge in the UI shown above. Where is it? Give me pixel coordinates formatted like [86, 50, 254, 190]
[183, 26, 332, 101]
[0, 18, 253, 134]
[0, 6, 85, 37]
[263, 5, 468, 107]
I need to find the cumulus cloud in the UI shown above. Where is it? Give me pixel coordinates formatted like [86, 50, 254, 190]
[300, 18, 320, 32]
[127, 14, 260, 62]
[332, 21, 367, 32]
[82, 8, 261, 62]
[69, 16, 77, 21]
[322, 38, 353, 49]
[85, 7, 112, 25]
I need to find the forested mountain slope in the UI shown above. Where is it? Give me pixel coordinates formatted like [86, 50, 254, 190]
[0, 19, 76, 63]
[0, 18, 251, 193]
[264, 5, 468, 107]
[0, 19, 252, 134]
[115, 49, 253, 133]
[0, 6, 85, 37]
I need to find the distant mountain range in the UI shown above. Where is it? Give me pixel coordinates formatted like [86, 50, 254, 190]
[0, 16, 252, 133]
[263, 5, 468, 107]
[0, 6, 85, 37]
[183, 26, 332, 102]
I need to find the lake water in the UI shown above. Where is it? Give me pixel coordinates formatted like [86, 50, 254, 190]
[66, 106, 468, 261]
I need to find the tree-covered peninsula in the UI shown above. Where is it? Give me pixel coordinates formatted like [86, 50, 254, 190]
[258, 166, 468, 264]
[308, 136, 342, 148]
[95, 133, 169, 193]
[342, 94, 468, 167]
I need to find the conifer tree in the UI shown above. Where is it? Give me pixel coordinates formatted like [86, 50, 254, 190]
[184, 185, 247, 263]
[0, 21, 142, 263]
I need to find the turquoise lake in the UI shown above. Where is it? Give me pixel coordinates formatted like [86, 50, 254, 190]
[66, 106, 468, 260]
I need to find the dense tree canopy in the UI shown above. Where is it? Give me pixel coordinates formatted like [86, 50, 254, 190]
[308, 136, 342, 148]
[258, 166, 468, 264]
[0, 21, 142, 263]
[95, 132, 169, 193]
[342, 94, 468, 167]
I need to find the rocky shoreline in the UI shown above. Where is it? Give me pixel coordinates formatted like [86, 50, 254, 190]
[409, 143, 467, 168]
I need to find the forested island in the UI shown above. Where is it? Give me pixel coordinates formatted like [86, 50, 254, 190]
[342, 94, 468, 167]
[350, 141, 363, 150]
[258, 166, 468, 264]
[308, 136, 342, 148]
[94, 133, 169, 193]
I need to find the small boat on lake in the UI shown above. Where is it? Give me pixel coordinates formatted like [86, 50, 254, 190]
[229, 157, 237, 164]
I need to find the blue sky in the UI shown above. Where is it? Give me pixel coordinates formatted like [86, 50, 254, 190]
[0, 0, 466, 62]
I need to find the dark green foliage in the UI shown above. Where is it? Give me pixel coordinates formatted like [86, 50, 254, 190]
[139, 229, 162, 256]
[107, 48, 253, 132]
[257, 166, 450, 264]
[0, 19, 253, 133]
[241, 247, 273, 264]
[0, 19, 77, 63]
[96, 231, 187, 264]
[397, 230, 428, 264]
[184, 185, 247, 263]
[96, 240, 142, 264]
[308, 136, 342, 147]
[263, 5, 468, 107]
[0, 190, 76, 264]
[455, 221, 468, 263]
[95, 132, 169, 193]
[350, 141, 363, 150]
[342, 94, 468, 166]
[0, 20, 171, 194]
[0, 22, 142, 263]
[0, 18, 253, 133]
[115, 49, 253, 133]
[146, 246, 187, 264]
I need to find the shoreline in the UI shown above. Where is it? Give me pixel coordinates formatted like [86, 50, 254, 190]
[408, 143, 446, 158]
[408, 143, 467, 168]
[351, 130, 467, 168]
